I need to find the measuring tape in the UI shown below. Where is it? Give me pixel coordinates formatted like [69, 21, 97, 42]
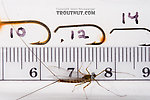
[0, 47, 150, 81]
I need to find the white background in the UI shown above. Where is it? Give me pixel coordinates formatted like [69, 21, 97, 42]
[0, 0, 150, 100]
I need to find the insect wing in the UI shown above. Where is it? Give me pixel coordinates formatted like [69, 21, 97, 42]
[46, 66, 84, 79]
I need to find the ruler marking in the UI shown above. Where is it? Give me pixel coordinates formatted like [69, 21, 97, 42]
[69, 47, 71, 62]
[24, 48, 26, 62]
[66, 47, 67, 62]
[58, 47, 60, 68]
[96, 48, 97, 69]
[39, 48, 41, 80]
[13, 47, 15, 62]
[122, 47, 124, 62]
[17, 47, 19, 62]
[28, 47, 30, 62]
[111, 47, 113, 62]
[77, 47, 79, 78]
[126, 47, 127, 62]
[88, 47, 90, 62]
[129, 47, 131, 62]
[10, 47, 11, 62]
[73, 47, 75, 62]
[118, 47, 120, 62]
[47, 47, 49, 62]
[43, 48, 45, 62]
[137, 47, 139, 62]
[21, 48, 23, 69]
[6, 47, 7, 62]
[81, 47, 82, 62]
[103, 47, 105, 62]
[51, 47, 53, 62]
[36, 48, 37, 62]
[107, 47, 109, 62]
[133, 47, 135, 69]
[2, 48, 4, 80]
[114, 47, 116, 80]
[141, 47, 143, 62]
[55, 47, 56, 62]
[84, 47, 86, 62]
[31, 48, 34, 62]
[62, 48, 64, 62]
[99, 47, 101, 62]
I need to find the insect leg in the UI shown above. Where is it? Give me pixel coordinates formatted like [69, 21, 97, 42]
[94, 79, 126, 97]
[83, 82, 91, 99]
[78, 65, 85, 75]
[96, 70, 106, 76]
[72, 82, 85, 92]
[16, 81, 58, 100]
[86, 62, 92, 74]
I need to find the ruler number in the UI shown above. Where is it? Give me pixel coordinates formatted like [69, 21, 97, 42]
[142, 67, 150, 77]
[67, 68, 75, 77]
[104, 67, 113, 78]
[29, 68, 38, 78]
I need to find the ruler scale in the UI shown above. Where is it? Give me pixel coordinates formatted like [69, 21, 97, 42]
[0, 47, 150, 81]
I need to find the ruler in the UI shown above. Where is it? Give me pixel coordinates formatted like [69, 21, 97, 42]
[0, 47, 150, 81]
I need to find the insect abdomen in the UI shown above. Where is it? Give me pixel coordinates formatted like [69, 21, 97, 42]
[58, 79, 83, 83]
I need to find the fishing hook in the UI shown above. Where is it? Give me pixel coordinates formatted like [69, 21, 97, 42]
[110, 28, 150, 46]
[110, 28, 150, 34]
[0, 20, 51, 45]
[54, 24, 106, 45]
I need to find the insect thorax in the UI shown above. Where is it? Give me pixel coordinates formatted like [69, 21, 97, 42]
[91, 72, 96, 80]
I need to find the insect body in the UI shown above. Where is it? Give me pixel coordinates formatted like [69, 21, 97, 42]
[57, 65, 125, 99]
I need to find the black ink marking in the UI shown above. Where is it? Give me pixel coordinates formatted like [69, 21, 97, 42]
[71, 31, 74, 40]
[16, 27, 26, 37]
[10, 28, 13, 38]
[60, 39, 64, 43]
[122, 13, 125, 24]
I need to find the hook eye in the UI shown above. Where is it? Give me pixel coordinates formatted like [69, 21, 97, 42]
[0, 20, 51, 45]
[54, 24, 106, 45]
